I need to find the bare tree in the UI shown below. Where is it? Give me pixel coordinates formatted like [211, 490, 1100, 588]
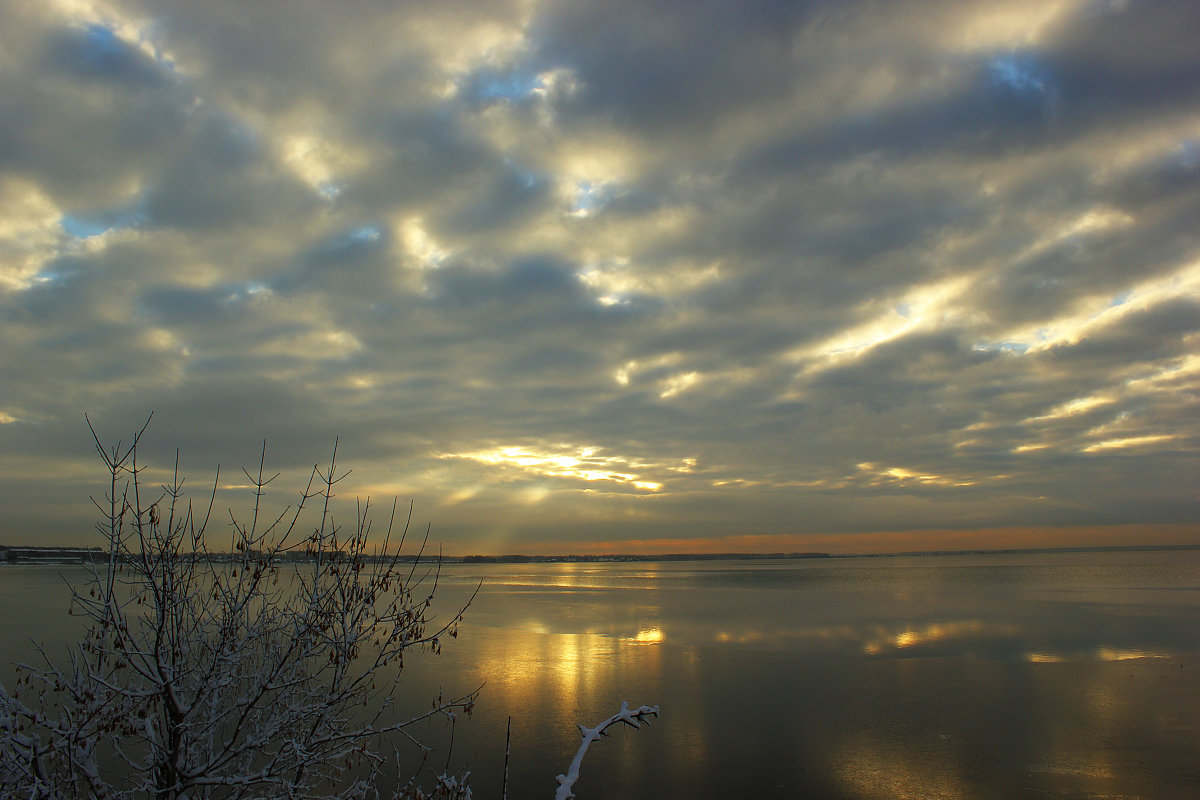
[0, 418, 477, 799]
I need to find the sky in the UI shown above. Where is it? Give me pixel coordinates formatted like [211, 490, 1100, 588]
[1, 0, 1197, 555]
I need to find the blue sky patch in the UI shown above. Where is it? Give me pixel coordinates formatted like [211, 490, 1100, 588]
[988, 53, 1051, 96]
[60, 214, 112, 239]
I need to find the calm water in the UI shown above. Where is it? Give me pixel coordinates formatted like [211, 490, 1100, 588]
[3, 550, 1200, 799]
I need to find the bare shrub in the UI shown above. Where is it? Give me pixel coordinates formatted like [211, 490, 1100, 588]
[0, 418, 476, 799]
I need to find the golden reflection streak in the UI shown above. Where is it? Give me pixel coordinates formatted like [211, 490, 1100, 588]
[470, 628, 617, 724]
[1096, 646, 1170, 661]
[862, 621, 1004, 655]
[832, 732, 968, 800]
[466, 567, 670, 745]
[1026, 648, 1172, 663]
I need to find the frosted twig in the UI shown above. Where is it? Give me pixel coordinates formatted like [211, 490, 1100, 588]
[554, 701, 658, 800]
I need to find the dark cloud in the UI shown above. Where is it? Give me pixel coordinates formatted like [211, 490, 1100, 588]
[1048, 0, 1200, 114]
[443, 164, 553, 234]
[1047, 297, 1200, 364]
[534, 0, 816, 134]
[141, 115, 321, 232]
[0, 28, 188, 205]
[43, 23, 170, 87]
[427, 255, 580, 308]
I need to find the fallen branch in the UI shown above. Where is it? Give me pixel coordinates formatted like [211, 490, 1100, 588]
[554, 701, 658, 800]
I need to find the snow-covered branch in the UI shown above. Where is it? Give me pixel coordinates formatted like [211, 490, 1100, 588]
[554, 701, 659, 800]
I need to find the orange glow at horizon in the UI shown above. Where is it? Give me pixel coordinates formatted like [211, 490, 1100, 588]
[447, 523, 1200, 558]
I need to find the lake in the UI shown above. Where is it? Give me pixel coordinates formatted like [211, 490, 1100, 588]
[3, 549, 1200, 799]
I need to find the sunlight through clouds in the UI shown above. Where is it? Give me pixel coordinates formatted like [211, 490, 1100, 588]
[658, 371, 699, 400]
[950, 0, 1083, 50]
[1125, 353, 1200, 392]
[278, 134, 362, 200]
[440, 445, 678, 493]
[1083, 435, 1179, 453]
[578, 258, 723, 307]
[0, 179, 66, 290]
[1029, 394, 1116, 423]
[790, 276, 974, 376]
[853, 463, 987, 490]
[983, 259, 1200, 354]
[398, 217, 449, 269]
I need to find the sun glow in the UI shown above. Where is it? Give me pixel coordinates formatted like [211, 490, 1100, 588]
[441, 444, 678, 492]
[853, 462, 982, 489]
[398, 217, 449, 269]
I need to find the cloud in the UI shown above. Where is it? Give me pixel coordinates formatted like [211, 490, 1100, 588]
[1, 0, 1197, 551]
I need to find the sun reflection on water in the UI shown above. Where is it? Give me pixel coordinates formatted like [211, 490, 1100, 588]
[861, 620, 1006, 655]
[406, 554, 1200, 799]
[630, 627, 664, 644]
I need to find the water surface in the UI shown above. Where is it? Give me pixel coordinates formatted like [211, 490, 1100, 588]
[3, 550, 1199, 799]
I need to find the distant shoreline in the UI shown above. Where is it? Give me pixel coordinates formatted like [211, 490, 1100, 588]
[455, 543, 1200, 563]
[3, 542, 1198, 565]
